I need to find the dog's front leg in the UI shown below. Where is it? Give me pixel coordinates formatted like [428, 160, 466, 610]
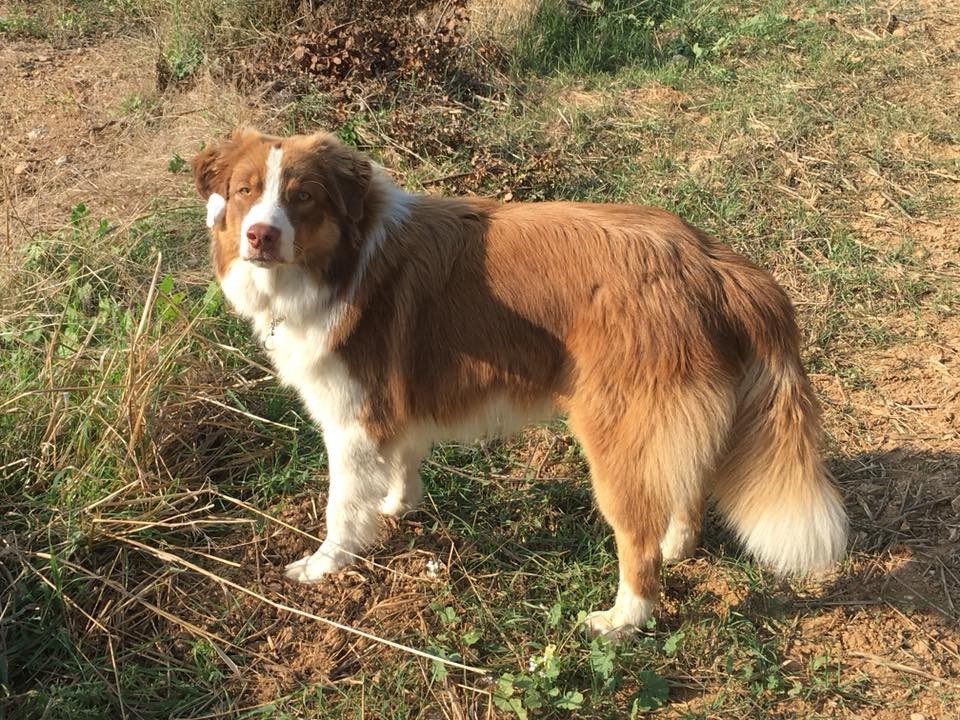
[284, 427, 388, 583]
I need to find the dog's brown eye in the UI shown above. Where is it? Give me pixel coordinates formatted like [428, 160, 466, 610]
[297, 191, 312, 202]
[237, 186, 251, 196]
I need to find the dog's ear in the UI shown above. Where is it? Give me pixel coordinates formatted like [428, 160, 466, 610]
[317, 137, 372, 224]
[191, 128, 263, 200]
[191, 142, 231, 201]
[193, 129, 265, 228]
[192, 139, 235, 229]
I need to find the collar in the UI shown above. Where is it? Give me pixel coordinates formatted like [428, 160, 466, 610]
[264, 314, 284, 351]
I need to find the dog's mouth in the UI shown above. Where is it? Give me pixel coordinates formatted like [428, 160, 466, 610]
[242, 253, 283, 267]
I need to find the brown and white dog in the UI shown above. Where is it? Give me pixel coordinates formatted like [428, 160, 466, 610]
[192, 128, 848, 638]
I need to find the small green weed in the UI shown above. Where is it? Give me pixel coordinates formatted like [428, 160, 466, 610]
[120, 92, 160, 118]
[167, 152, 187, 173]
[163, 31, 203, 81]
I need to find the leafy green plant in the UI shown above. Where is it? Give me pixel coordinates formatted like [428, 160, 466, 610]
[630, 670, 671, 713]
[163, 32, 203, 81]
[493, 646, 586, 719]
[167, 152, 187, 173]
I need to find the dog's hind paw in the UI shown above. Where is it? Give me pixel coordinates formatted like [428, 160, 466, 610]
[660, 519, 698, 564]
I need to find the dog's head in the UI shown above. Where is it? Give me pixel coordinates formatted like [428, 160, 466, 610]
[192, 128, 372, 280]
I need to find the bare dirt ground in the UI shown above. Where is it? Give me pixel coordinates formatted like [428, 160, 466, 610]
[2, 3, 959, 717]
[0, 31, 263, 249]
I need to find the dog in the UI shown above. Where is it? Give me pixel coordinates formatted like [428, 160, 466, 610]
[192, 128, 848, 639]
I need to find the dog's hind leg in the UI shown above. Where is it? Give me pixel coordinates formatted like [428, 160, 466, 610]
[660, 497, 704, 564]
[572, 418, 663, 640]
[379, 438, 429, 517]
[571, 380, 734, 640]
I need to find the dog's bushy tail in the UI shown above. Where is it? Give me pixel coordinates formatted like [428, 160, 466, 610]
[711, 357, 848, 575]
[708, 255, 848, 575]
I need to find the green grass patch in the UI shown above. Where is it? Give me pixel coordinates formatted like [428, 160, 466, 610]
[0, 11, 48, 38]
[0, 200, 324, 718]
[512, 0, 685, 74]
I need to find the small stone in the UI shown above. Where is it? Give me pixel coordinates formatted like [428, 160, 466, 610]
[27, 126, 47, 141]
[14, 162, 28, 175]
[54, 155, 69, 167]
[910, 713, 926, 720]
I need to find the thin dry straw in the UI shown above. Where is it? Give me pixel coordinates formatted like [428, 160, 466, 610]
[135, 251, 163, 341]
[111, 533, 491, 676]
[29, 550, 264, 666]
[194, 395, 299, 432]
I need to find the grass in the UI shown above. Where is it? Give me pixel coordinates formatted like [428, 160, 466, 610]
[3, 0, 960, 718]
[511, 0, 684, 74]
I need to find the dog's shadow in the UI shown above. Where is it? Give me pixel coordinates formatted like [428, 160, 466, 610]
[794, 448, 958, 620]
[764, 449, 956, 619]
[425, 445, 959, 630]
[654, 448, 960, 715]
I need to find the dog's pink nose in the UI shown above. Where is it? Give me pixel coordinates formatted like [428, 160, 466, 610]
[246, 223, 280, 250]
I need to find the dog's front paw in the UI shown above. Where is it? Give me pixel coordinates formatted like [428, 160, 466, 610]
[283, 543, 353, 583]
[583, 609, 638, 642]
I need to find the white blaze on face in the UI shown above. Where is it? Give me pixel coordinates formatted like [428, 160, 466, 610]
[239, 146, 296, 262]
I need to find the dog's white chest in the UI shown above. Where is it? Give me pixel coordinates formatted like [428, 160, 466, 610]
[267, 321, 365, 433]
